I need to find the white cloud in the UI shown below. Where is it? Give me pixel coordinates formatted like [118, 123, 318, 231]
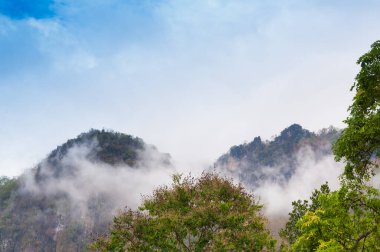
[1, 0, 380, 177]
[254, 147, 343, 217]
[22, 140, 175, 219]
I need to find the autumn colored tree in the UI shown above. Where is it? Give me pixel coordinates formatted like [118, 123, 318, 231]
[90, 173, 276, 251]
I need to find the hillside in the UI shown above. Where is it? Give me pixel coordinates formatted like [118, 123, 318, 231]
[215, 124, 340, 188]
[0, 129, 171, 252]
[0, 125, 341, 251]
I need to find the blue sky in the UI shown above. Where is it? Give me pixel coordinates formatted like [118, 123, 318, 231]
[0, 0, 55, 19]
[1, 0, 380, 176]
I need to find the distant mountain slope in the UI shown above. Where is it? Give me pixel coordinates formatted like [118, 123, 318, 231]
[0, 126, 341, 251]
[47, 129, 148, 165]
[215, 124, 340, 188]
[0, 129, 171, 252]
[35, 129, 170, 181]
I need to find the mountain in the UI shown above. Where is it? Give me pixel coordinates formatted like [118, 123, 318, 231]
[214, 124, 340, 188]
[0, 125, 340, 251]
[0, 129, 171, 252]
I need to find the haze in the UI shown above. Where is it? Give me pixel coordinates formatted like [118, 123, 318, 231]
[1, 0, 380, 176]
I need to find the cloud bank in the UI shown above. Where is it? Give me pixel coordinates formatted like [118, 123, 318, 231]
[20, 139, 343, 227]
[1, 0, 380, 178]
[254, 147, 343, 217]
[22, 140, 175, 220]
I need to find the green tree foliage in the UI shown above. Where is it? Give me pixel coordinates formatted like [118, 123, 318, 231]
[46, 129, 146, 167]
[334, 40, 380, 180]
[292, 181, 380, 251]
[280, 183, 330, 245]
[0, 177, 18, 206]
[91, 173, 276, 251]
[282, 41, 380, 251]
[282, 182, 380, 251]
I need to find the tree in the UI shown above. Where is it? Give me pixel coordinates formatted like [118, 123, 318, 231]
[280, 183, 330, 245]
[282, 41, 380, 251]
[0, 176, 18, 208]
[281, 181, 380, 251]
[90, 173, 276, 251]
[333, 40, 380, 180]
[291, 181, 380, 251]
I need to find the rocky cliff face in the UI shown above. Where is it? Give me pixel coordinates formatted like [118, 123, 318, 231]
[215, 124, 340, 188]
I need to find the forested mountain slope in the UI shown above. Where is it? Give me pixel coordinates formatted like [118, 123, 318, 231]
[0, 129, 171, 252]
[0, 125, 340, 251]
[215, 124, 340, 188]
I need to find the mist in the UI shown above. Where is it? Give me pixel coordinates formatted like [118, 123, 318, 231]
[214, 142, 344, 219]
[14, 129, 347, 241]
[254, 147, 343, 217]
[18, 133, 347, 229]
[21, 140, 175, 221]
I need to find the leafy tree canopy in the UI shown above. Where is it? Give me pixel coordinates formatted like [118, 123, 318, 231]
[280, 183, 330, 245]
[334, 40, 380, 180]
[91, 173, 276, 251]
[290, 181, 380, 251]
[283, 41, 380, 251]
[0, 176, 18, 208]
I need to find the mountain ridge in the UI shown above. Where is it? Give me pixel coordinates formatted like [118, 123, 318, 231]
[0, 125, 340, 251]
[0, 129, 172, 252]
[214, 124, 340, 187]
